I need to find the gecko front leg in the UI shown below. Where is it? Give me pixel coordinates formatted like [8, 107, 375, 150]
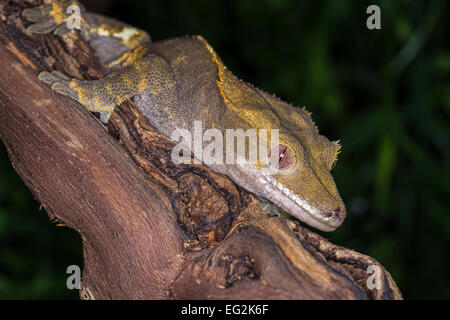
[38, 70, 115, 123]
[37, 54, 176, 124]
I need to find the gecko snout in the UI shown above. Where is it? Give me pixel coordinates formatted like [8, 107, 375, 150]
[334, 207, 345, 221]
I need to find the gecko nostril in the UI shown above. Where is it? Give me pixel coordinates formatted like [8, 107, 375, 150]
[334, 207, 345, 221]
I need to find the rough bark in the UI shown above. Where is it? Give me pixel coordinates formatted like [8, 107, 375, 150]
[0, 0, 402, 300]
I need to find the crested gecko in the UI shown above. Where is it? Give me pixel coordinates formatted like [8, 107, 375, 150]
[22, 0, 346, 231]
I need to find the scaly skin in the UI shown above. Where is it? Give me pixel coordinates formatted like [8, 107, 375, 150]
[23, 0, 346, 231]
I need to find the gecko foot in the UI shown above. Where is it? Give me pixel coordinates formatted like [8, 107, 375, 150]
[258, 197, 282, 218]
[38, 71, 112, 124]
[39, 71, 79, 101]
[22, 0, 84, 36]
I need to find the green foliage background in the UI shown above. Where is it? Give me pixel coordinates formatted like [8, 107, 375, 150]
[0, 0, 448, 299]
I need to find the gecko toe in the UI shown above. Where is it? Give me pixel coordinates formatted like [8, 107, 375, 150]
[54, 24, 71, 36]
[22, 7, 51, 23]
[51, 81, 78, 100]
[38, 71, 72, 84]
[38, 71, 62, 85]
[23, 3, 60, 34]
[26, 21, 59, 35]
[38, 71, 58, 85]
[51, 71, 71, 81]
[259, 198, 281, 217]
[39, 71, 80, 102]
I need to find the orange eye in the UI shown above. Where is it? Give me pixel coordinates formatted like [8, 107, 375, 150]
[268, 144, 294, 170]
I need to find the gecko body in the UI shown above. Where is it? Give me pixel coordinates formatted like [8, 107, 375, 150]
[23, 0, 346, 231]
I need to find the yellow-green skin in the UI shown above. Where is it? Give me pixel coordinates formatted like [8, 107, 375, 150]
[23, 0, 346, 231]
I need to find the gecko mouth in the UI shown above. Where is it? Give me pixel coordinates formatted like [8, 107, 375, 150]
[259, 175, 344, 232]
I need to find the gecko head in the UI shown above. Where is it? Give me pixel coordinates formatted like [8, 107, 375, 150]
[216, 67, 346, 231]
[223, 100, 346, 231]
[255, 130, 346, 232]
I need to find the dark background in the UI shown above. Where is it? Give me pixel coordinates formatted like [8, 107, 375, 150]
[0, 0, 448, 299]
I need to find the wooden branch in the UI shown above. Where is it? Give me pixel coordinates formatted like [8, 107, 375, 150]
[0, 0, 402, 300]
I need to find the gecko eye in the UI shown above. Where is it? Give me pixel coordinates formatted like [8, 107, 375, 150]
[268, 144, 294, 170]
